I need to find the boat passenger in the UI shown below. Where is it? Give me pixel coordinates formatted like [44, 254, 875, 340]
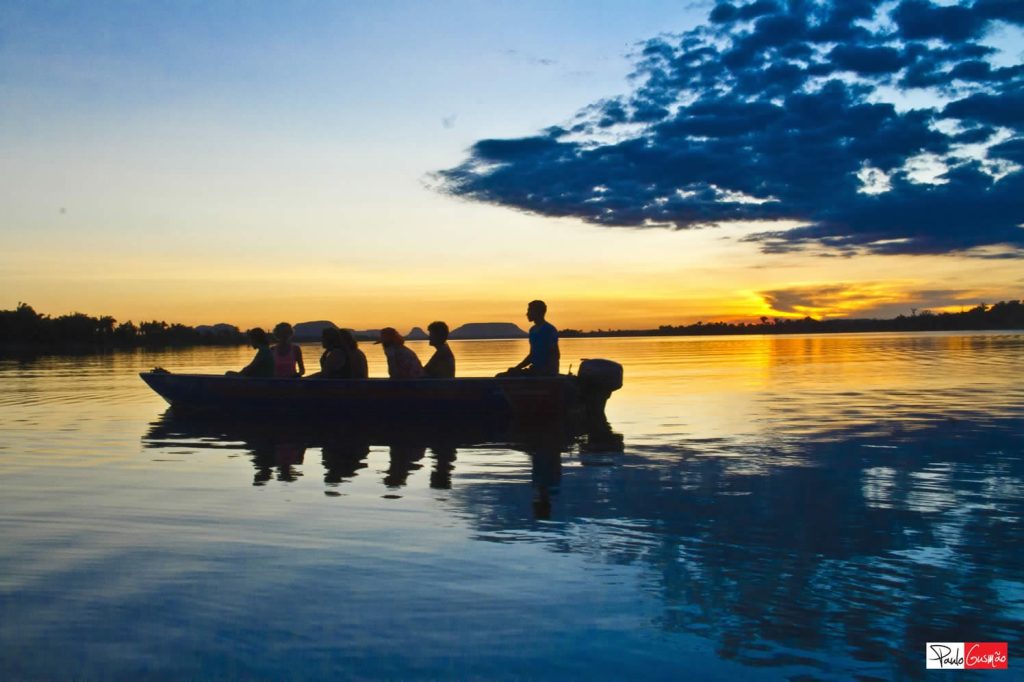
[307, 327, 347, 379]
[423, 320, 455, 379]
[377, 327, 424, 379]
[227, 328, 275, 377]
[272, 322, 305, 378]
[339, 329, 369, 379]
[503, 299, 559, 376]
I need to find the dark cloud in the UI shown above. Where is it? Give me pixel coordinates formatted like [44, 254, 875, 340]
[828, 45, 906, 75]
[943, 89, 1024, 128]
[438, 1, 1024, 257]
[893, 0, 986, 42]
[974, 0, 1024, 23]
[761, 285, 853, 313]
[991, 137, 1024, 164]
[709, 3, 739, 24]
[760, 284, 979, 317]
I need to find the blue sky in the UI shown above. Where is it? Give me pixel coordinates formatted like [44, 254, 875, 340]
[2, 1, 702, 148]
[2, 1, 1022, 328]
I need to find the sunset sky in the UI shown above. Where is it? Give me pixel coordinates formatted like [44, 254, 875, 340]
[2, 1, 1022, 331]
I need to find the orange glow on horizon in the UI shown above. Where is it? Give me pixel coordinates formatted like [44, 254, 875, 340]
[6, 288, 978, 333]
[3, 231, 1019, 332]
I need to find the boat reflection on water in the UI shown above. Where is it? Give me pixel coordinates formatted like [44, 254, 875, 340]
[447, 416, 1024, 677]
[143, 409, 625, 509]
[141, 408, 1023, 676]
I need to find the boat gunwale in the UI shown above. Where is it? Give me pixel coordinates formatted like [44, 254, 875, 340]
[139, 372, 578, 384]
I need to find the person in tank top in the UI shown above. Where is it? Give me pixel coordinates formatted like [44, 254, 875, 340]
[272, 322, 305, 378]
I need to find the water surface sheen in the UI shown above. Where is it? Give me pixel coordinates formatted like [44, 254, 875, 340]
[1, 333, 1022, 679]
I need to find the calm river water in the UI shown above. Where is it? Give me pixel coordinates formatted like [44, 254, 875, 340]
[1, 333, 1022, 679]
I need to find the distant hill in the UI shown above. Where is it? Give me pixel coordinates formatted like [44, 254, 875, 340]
[195, 323, 241, 336]
[292, 322, 527, 342]
[293, 320, 337, 341]
[352, 329, 380, 342]
[450, 322, 527, 339]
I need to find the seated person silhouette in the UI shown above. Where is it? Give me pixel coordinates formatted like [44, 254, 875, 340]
[227, 328, 275, 377]
[308, 327, 347, 378]
[377, 327, 424, 379]
[272, 322, 305, 378]
[339, 329, 369, 379]
[423, 320, 455, 378]
[501, 300, 559, 377]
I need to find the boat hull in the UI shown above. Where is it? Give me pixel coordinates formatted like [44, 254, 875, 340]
[139, 372, 584, 419]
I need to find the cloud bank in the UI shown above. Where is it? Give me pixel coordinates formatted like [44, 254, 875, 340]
[759, 283, 976, 317]
[438, 1, 1024, 257]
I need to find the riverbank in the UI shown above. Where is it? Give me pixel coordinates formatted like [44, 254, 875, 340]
[561, 300, 1024, 337]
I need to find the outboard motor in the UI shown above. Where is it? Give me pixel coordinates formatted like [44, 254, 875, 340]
[576, 358, 624, 420]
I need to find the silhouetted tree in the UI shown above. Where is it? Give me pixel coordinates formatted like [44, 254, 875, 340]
[0, 304, 245, 351]
[114, 321, 138, 343]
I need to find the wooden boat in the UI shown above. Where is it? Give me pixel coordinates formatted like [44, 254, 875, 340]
[139, 360, 622, 420]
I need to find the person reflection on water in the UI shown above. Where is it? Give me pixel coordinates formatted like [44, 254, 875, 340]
[226, 328, 275, 377]
[423, 321, 455, 379]
[500, 299, 559, 377]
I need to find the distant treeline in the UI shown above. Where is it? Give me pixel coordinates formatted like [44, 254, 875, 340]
[560, 300, 1024, 338]
[0, 303, 246, 350]
[4, 299, 1022, 351]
